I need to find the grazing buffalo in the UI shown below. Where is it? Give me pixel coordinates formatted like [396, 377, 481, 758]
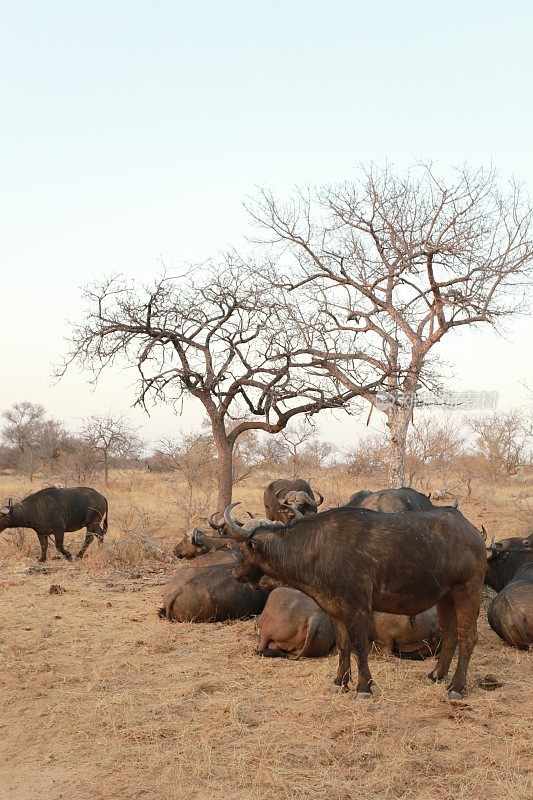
[224, 503, 486, 700]
[264, 479, 323, 524]
[160, 521, 269, 622]
[0, 486, 108, 561]
[485, 536, 533, 649]
[346, 487, 454, 512]
[369, 608, 441, 658]
[256, 587, 335, 658]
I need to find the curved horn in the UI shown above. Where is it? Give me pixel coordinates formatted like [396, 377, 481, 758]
[289, 505, 305, 520]
[480, 525, 487, 541]
[314, 490, 324, 506]
[191, 529, 204, 546]
[223, 503, 251, 541]
[450, 495, 458, 508]
[208, 511, 224, 531]
[297, 491, 319, 507]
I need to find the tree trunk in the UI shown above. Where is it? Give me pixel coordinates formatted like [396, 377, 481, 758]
[212, 425, 234, 512]
[386, 406, 413, 488]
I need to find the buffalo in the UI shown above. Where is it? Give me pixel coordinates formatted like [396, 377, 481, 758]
[485, 535, 533, 649]
[369, 608, 441, 658]
[255, 587, 335, 658]
[224, 503, 486, 700]
[0, 486, 108, 561]
[346, 486, 457, 512]
[160, 522, 268, 622]
[264, 479, 323, 524]
[173, 528, 236, 561]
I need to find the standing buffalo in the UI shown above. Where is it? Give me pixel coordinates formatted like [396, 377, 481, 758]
[264, 479, 324, 524]
[255, 587, 335, 659]
[224, 503, 486, 700]
[0, 487, 108, 561]
[369, 608, 441, 657]
[346, 487, 455, 512]
[485, 536, 533, 649]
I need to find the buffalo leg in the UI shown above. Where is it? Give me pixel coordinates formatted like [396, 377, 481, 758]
[428, 593, 457, 683]
[37, 533, 48, 562]
[447, 583, 481, 699]
[53, 531, 72, 561]
[331, 620, 352, 691]
[350, 612, 373, 696]
[76, 531, 95, 559]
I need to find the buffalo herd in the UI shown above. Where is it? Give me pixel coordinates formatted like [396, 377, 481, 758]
[1, 480, 532, 699]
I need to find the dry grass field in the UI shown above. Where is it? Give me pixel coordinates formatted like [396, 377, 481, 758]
[1, 470, 532, 800]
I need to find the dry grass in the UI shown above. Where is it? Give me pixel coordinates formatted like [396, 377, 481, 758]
[0, 469, 532, 800]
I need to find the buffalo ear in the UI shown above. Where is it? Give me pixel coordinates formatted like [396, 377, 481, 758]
[246, 539, 260, 553]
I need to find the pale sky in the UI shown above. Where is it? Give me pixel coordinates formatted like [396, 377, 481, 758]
[1, 1, 532, 449]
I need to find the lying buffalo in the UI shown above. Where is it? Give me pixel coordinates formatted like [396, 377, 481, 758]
[346, 487, 455, 512]
[173, 528, 236, 560]
[370, 608, 441, 657]
[256, 587, 335, 658]
[224, 502, 486, 700]
[264, 479, 323, 524]
[0, 486, 108, 561]
[160, 523, 268, 622]
[485, 535, 533, 649]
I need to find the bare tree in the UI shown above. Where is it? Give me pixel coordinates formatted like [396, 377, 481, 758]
[2, 401, 47, 481]
[59, 259, 383, 509]
[80, 413, 142, 485]
[406, 414, 463, 488]
[249, 164, 533, 486]
[278, 418, 319, 480]
[467, 409, 532, 477]
[158, 432, 217, 522]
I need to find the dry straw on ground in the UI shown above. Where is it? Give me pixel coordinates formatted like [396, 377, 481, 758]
[0, 470, 532, 800]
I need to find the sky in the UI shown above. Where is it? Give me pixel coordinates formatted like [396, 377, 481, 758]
[1, 1, 532, 450]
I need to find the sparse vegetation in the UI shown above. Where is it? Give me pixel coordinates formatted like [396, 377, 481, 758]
[0, 466, 532, 800]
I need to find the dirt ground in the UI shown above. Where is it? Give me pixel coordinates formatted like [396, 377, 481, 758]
[0, 472, 532, 800]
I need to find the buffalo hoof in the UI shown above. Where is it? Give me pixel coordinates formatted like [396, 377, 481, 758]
[447, 690, 463, 702]
[355, 691, 373, 700]
[427, 670, 445, 684]
[328, 683, 346, 694]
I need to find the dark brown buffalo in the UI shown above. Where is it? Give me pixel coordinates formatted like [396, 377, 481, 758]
[224, 503, 486, 700]
[160, 523, 268, 622]
[255, 587, 335, 658]
[0, 486, 108, 561]
[485, 536, 533, 649]
[346, 487, 455, 513]
[369, 608, 441, 657]
[485, 536, 533, 592]
[264, 479, 323, 524]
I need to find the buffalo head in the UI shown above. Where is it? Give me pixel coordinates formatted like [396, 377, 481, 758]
[275, 488, 323, 524]
[224, 502, 284, 587]
[173, 528, 210, 559]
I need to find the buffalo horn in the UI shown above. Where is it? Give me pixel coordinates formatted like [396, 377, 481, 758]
[191, 529, 203, 546]
[289, 505, 305, 520]
[297, 491, 319, 507]
[314, 490, 324, 506]
[223, 503, 252, 541]
[208, 511, 224, 531]
[450, 495, 459, 508]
